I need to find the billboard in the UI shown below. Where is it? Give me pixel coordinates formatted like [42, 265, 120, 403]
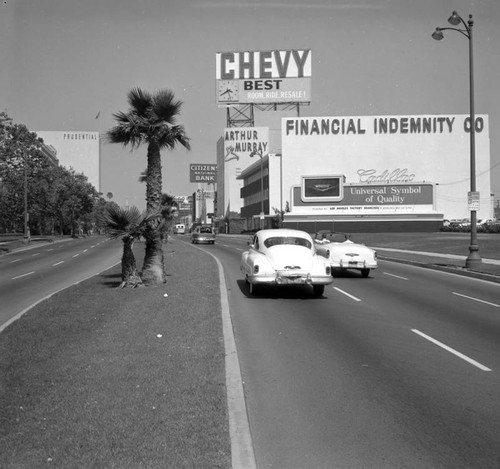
[215, 49, 311, 105]
[291, 182, 434, 214]
[281, 114, 492, 220]
[190, 163, 217, 183]
[223, 127, 269, 214]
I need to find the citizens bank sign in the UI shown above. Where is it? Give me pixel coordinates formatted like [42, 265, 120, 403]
[190, 164, 216, 183]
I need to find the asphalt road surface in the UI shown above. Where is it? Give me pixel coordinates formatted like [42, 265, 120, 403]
[204, 235, 500, 469]
[0, 236, 121, 329]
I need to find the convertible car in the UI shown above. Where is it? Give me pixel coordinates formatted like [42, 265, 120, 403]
[240, 229, 333, 296]
[314, 231, 378, 278]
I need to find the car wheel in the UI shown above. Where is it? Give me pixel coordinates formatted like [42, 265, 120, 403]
[313, 284, 325, 297]
[361, 268, 370, 278]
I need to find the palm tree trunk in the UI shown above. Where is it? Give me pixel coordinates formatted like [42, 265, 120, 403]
[120, 236, 143, 288]
[142, 141, 166, 285]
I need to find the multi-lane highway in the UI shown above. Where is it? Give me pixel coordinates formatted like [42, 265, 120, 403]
[0, 236, 121, 329]
[206, 235, 500, 469]
[2, 233, 500, 467]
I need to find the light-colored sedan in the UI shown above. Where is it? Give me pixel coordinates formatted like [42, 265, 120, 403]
[240, 229, 333, 296]
[314, 231, 378, 278]
[190, 225, 215, 244]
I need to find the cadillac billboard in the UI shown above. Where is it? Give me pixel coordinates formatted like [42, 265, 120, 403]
[282, 114, 491, 220]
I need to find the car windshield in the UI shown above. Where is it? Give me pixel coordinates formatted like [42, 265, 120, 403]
[263, 236, 312, 249]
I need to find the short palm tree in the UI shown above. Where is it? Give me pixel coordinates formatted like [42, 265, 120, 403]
[106, 88, 190, 285]
[103, 205, 159, 288]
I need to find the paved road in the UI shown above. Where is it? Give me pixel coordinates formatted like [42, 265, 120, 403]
[204, 235, 500, 469]
[0, 236, 121, 329]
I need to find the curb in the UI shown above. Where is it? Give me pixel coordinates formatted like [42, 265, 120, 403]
[378, 255, 500, 284]
[188, 242, 257, 469]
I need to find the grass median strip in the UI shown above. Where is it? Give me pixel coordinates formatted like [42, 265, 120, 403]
[0, 240, 231, 468]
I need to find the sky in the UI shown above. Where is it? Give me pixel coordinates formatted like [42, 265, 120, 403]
[1, 0, 499, 211]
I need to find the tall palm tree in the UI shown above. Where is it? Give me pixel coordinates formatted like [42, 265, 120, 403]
[103, 205, 159, 288]
[106, 88, 190, 285]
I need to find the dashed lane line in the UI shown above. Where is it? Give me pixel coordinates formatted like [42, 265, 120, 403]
[452, 292, 499, 308]
[12, 271, 35, 280]
[333, 286, 361, 302]
[384, 272, 408, 280]
[412, 329, 491, 372]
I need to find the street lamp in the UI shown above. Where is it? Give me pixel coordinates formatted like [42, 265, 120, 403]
[249, 150, 265, 230]
[432, 11, 481, 269]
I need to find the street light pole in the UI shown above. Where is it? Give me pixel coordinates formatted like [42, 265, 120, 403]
[23, 154, 30, 244]
[432, 11, 481, 269]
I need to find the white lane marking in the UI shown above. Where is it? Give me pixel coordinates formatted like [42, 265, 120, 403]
[91, 245, 96, 248]
[31, 253, 40, 257]
[52, 261, 64, 266]
[73, 254, 80, 258]
[412, 329, 491, 372]
[10, 259, 21, 263]
[452, 292, 499, 308]
[333, 287, 361, 302]
[47, 248, 54, 251]
[83, 249, 88, 253]
[12, 271, 35, 280]
[384, 272, 408, 280]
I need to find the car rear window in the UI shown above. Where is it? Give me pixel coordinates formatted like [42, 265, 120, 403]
[264, 237, 312, 249]
[200, 227, 212, 233]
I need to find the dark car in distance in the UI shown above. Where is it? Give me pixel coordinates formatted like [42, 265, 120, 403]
[190, 225, 216, 244]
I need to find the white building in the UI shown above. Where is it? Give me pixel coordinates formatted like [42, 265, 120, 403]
[36, 131, 100, 191]
[230, 114, 492, 232]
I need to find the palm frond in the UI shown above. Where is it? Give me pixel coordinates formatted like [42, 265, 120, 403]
[102, 205, 160, 239]
[157, 124, 191, 151]
[152, 90, 182, 124]
[128, 87, 153, 118]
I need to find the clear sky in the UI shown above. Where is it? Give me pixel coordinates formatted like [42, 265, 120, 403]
[1, 0, 499, 210]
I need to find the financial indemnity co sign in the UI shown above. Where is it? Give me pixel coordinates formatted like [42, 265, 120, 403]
[215, 49, 311, 105]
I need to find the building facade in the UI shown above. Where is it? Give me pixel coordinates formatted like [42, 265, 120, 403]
[231, 113, 492, 232]
[36, 131, 100, 191]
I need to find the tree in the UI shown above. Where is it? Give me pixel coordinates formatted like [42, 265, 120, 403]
[102, 205, 159, 288]
[159, 193, 178, 241]
[0, 113, 103, 236]
[106, 88, 190, 286]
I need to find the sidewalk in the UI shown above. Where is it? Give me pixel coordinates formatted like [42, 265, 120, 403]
[373, 247, 500, 283]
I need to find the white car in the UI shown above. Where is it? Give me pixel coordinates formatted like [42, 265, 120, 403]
[240, 229, 333, 296]
[314, 231, 378, 278]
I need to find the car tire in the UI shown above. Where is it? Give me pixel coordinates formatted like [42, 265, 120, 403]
[361, 268, 370, 278]
[313, 284, 325, 297]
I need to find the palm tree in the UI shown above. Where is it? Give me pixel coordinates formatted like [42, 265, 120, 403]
[102, 205, 159, 288]
[159, 193, 178, 240]
[106, 88, 190, 285]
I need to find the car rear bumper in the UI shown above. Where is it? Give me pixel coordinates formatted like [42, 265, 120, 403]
[248, 274, 333, 286]
[331, 261, 378, 269]
[193, 237, 215, 243]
